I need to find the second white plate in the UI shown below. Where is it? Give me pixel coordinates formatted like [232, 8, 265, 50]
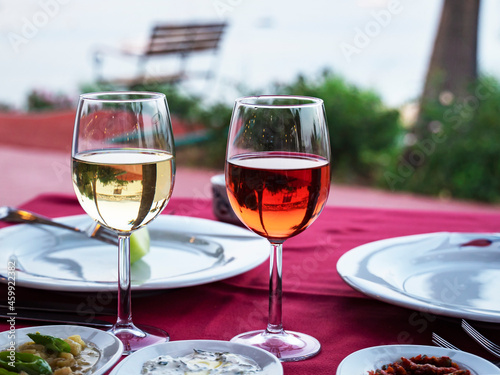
[337, 232, 500, 323]
[0, 214, 269, 292]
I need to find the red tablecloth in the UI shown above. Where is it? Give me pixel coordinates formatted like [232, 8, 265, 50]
[1, 194, 500, 374]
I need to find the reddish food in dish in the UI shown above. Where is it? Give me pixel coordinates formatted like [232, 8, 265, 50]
[368, 355, 471, 374]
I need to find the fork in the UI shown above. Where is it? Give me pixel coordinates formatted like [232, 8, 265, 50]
[433, 331, 500, 369]
[462, 319, 500, 359]
[432, 332, 461, 351]
[0, 206, 117, 245]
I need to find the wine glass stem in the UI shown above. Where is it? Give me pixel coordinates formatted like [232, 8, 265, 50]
[117, 234, 133, 327]
[267, 241, 284, 334]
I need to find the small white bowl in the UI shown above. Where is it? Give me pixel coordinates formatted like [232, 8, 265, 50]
[110, 339, 283, 374]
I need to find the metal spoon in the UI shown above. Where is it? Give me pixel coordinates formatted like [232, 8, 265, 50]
[0, 206, 84, 232]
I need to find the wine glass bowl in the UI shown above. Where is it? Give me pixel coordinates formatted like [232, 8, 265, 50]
[225, 152, 329, 241]
[225, 95, 331, 361]
[71, 91, 175, 354]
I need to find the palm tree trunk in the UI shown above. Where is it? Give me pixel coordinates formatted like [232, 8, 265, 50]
[415, 0, 480, 138]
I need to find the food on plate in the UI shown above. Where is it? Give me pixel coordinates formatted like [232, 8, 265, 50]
[0, 352, 52, 375]
[368, 355, 471, 375]
[130, 226, 151, 264]
[141, 349, 263, 374]
[0, 332, 99, 375]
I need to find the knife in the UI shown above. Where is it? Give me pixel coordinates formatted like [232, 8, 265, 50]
[0, 311, 113, 328]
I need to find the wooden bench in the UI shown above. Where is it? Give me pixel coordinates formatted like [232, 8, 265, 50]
[94, 22, 227, 87]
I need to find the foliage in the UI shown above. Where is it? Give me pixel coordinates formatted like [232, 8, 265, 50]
[187, 101, 233, 169]
[275, 71, 402, 184]
[81, 74, 403, 178]
[80, 82, 233, 169]
[386, 76, 500, 202]
[0, 102, 14, 112]
[20, 72, 500, 203]
[25, 90, 74, 112]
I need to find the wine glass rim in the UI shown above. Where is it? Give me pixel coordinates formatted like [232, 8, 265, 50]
[79, 91, 165, 102]
[235, 95, 323, 108]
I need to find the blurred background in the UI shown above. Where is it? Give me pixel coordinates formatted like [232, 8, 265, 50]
[2, 0, 500, 206]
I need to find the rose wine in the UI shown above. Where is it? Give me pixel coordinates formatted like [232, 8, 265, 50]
[226, 152, 330, 241]
[72, 149, 175, 232]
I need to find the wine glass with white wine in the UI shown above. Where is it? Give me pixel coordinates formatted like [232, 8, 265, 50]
[225, 95, 331, 361]
[71, 92, 175, 354]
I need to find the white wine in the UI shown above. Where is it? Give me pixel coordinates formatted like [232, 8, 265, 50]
[72, 149, 175, 232]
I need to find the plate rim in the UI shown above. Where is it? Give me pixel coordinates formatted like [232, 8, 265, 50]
[336, 344, 500, 375]
[0, 214, 269, 292]
[337, 231, 500, 323]
[109, 339, 283, 375]
[0, 324, 124, 375]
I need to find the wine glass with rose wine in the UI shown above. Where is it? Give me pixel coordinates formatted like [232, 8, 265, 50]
[71, 92, 175, 354]
[225, 95, 331, 361]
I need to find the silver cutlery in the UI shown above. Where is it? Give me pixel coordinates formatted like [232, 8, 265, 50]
[433, 331, 500, 369]
[432, 332, 461, 351]
[0, 206, 117, 245]
[462, 319, 500, 358]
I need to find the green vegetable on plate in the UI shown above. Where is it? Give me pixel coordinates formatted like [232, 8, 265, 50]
[130, 226, 150, 264]
[27, 333, 71, 353]
[0, 368, 18, 375]
[0, 352, 52, 375]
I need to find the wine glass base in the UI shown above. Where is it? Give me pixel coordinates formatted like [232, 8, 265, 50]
[110, 323, 169, 355]
[230, 330, 320, 362]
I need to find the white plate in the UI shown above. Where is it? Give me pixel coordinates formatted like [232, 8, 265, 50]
[0, 215, 269, 292]
[337, 232, 500, 323]
[0, 325, 123, 375]
[110, 340, 283, 374]
[337, 344, 500, 375]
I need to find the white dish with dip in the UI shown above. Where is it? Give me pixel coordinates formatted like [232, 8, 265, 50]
[109, 340, 283, 375]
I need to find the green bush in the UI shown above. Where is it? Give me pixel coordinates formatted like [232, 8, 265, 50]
[80, 82, 202, 121]
[145, 84, 233, 169]
[80, 82, 233, 169]
[26, 90, 73, 112]
[80, 75, 403, 179]
[0, 102, 13, 112]
[386, 76, 500, 202]
[275, 72, 402, 184]
[38, 73, 500, 203]
[80, 72, 401, 180]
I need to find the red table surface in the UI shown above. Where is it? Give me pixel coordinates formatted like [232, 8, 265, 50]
[1, 193, 500, 374]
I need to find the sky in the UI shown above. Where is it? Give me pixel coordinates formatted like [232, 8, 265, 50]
[1, 0, 499, 109]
